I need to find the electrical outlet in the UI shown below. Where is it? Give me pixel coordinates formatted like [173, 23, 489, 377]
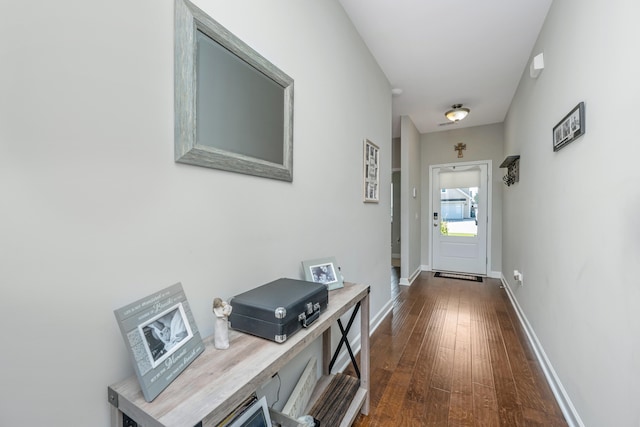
[513, 270, 523, 284]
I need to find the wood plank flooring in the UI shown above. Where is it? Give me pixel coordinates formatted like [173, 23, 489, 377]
[345, 270, 567, 427]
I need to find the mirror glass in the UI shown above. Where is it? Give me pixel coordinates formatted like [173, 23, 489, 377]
[175, 0, 294, 181]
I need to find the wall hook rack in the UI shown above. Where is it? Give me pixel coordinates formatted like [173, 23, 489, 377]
[500, 155, 520, 186]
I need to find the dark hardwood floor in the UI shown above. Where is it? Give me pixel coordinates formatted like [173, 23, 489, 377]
[345, 269, 567, 427]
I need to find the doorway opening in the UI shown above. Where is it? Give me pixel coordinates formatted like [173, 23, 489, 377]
[391, 170, 401, 290]
[430, 161, 491, 276]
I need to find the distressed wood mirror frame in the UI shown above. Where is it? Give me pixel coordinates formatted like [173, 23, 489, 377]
[174, 0, 294, 181]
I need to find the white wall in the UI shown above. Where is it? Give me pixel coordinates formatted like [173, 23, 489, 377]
[0, 1, 392, 425]
[420, 123, 504, 274]
[503, 0, 640, 425]
[400, 116, 422, 283]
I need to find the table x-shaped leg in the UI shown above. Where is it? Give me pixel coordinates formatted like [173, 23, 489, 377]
[329, 301, 361, 378]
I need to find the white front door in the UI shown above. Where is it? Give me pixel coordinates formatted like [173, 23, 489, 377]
[431, 162, 489, 275]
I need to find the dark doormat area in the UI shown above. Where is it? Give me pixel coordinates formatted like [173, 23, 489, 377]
[434, 272, 483, 282]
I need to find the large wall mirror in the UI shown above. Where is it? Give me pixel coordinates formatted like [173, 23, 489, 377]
[175, 0, 294, 181]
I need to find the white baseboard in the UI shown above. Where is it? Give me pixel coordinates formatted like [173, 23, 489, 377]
[500, 275, 584, 427]
[392, 253, 401, 259]
[371, 299, 393, 335]
[399, 266, 421, 287]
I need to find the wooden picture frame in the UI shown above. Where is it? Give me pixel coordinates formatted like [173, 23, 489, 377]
[114, 282, 204, 402]
[302, 257, 344, 290]
[174, 0, 294, 181]
[363, 139, 380, 203]
[553, 102, 585, 152]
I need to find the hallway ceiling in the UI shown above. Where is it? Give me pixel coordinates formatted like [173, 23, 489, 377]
[338, 0, 553, 137]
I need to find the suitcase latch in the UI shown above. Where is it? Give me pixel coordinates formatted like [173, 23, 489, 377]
[298, 302, 321, 328]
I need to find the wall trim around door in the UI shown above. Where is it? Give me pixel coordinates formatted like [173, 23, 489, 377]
[429, 160, 493, 275]
[488, 270, 502, 279]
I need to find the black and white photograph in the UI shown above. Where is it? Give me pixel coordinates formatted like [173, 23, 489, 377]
[553, 102, 585, 152]
[363, 139, 380, 202]
[302, 256, 345, 290]
[114, 283, 204, 402]
[310, 263, 337, 285]
[140, 303, 192, 367]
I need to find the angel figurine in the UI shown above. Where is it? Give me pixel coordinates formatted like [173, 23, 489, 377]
[212, 297, 232, 350]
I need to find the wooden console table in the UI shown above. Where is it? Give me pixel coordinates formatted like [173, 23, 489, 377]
[108, 282, 370, 427]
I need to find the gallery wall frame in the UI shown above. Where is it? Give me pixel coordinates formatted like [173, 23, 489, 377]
[553, 102, 585, 152]
[174, 0, 294, 181]
[363, 139, 379, 203]
[114, 282, 204, 402]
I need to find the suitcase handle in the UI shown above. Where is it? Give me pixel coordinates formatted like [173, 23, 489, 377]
[300, 309, 320, 328]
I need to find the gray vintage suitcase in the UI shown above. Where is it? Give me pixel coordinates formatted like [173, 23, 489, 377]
[229, 278, 329, 343]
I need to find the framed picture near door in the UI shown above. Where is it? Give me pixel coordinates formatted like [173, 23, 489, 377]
[553, 102, 585, 152]
[363, 139, 379, 203]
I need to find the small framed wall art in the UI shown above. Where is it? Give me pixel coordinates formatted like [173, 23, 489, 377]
[302, 256, 344, 290]
[363, 139, 379, 203]
[553, 102, 585, 152]
[114, 282, 204, 402]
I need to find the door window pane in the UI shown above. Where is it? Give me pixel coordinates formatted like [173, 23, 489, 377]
[440, 187, 478, 237]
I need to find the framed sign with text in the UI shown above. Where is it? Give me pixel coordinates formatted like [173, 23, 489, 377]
[114, 282, 204, 402]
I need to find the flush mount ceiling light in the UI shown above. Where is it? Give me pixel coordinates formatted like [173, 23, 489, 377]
[445, 104, 470, 122]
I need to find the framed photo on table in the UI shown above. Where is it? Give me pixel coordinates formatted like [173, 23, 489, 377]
[363, 139, 379, 203]
[302, 257, 344, 290]
[113, 282, 204, 402]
